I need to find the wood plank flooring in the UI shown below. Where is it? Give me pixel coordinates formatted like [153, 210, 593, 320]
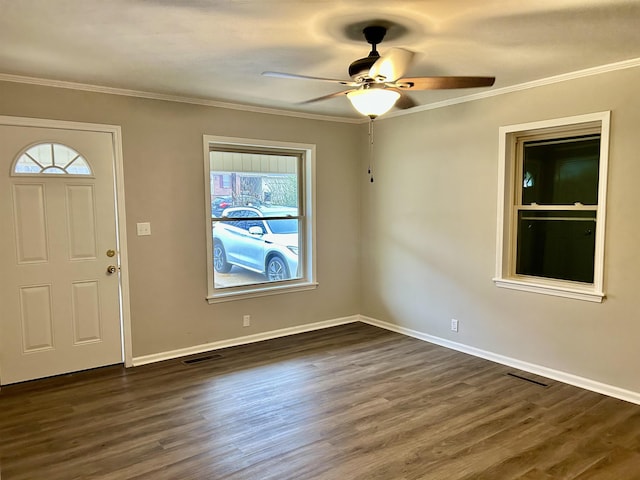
[1, 322, 640, 479]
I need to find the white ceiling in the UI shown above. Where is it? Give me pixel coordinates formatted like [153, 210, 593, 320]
[1, 0, 640, 119]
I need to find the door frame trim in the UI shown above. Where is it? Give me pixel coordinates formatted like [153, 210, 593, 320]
[0, 115, 133, 381]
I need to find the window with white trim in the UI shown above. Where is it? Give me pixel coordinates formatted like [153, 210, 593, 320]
[203, 136, 316, 303]
[494, 112, 610, 302]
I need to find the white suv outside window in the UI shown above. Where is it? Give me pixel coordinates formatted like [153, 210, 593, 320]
[213, 206, 300, 282]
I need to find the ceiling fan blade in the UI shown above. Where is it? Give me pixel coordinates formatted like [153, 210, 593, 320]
[369, 48, 414, 82]
[389, 90, 417, 110]
[396, 76, 496, 90]
[386, 88, 417, 110]
[299, 90, 352, 104]
[262, 71, 356, 86]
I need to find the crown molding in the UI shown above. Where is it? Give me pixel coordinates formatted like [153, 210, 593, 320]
[0, 72, 361, 124]
[380, 57, 640, 121]
[2, 56, 640, 125]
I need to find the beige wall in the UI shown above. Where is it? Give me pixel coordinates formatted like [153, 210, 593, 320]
[361, 67, 640, 393]
[0, 81, 362, 357]
[3, 66, 639, 394]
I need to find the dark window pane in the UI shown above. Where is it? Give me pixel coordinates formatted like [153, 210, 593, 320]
[516, 210, 596, 283]
[522, 135, 600, 205]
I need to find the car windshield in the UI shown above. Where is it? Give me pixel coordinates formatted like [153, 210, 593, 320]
[266, 218, 298, 234]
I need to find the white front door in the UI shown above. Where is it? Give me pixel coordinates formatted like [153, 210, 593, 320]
[0, 121, 124, 385]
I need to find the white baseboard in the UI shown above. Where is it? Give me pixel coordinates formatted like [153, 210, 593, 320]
[132, 315, 360, 366]
[132, 312, 640, 406]
[359, 315, 640, 406]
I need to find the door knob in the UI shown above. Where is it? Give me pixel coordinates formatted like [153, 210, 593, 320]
[106, 265, 118, 274]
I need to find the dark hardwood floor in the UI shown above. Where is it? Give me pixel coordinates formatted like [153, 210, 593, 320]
[1, 322, 639, 479]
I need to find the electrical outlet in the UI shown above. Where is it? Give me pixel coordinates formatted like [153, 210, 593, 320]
[451, 318, 459, 332]
[243, 315, 251, 327]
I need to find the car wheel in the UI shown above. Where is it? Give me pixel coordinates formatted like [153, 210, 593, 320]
[266, 255, 290, 281]
[213, 242, 232, 273]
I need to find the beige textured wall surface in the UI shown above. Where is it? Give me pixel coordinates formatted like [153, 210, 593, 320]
[0, 81, 362, 357]
[3, 66, 639, 394]
[361, 67, 640, 392]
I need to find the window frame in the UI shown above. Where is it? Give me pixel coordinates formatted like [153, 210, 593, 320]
[494, 112, 611, 302]
[203, 135, 317, 303]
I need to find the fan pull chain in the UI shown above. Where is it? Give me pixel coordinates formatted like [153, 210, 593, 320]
[368, 118, 375, 183]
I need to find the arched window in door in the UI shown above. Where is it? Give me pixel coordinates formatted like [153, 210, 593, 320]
[12, 143, 93, 176]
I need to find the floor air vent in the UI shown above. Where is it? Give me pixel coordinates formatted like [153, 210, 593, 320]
[182, 354, 223, 365]
[507, 372, 549, 387]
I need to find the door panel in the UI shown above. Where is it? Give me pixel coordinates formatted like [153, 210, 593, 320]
[19, 285, 55, 352]
[71, 281, 102, 344]
[12, 183, 49, 263]
[66, 184, 98, 260]
[0, 124, 123, 385]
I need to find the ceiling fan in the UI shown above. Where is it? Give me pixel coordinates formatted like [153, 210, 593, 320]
[263, 25, 495, 119]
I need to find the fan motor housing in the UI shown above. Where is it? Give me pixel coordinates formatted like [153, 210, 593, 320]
[348, 25, 388, 80]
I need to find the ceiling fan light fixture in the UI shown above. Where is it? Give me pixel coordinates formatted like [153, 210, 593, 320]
[263, 23, 494, 118]
[347, 87, 400, 119]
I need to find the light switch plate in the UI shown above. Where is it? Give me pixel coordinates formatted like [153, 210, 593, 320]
[137, 222, 151, 236]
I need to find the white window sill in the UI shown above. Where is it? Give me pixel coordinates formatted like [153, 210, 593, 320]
[207, 281, 319, 304]
[493, 277, 604, 303]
